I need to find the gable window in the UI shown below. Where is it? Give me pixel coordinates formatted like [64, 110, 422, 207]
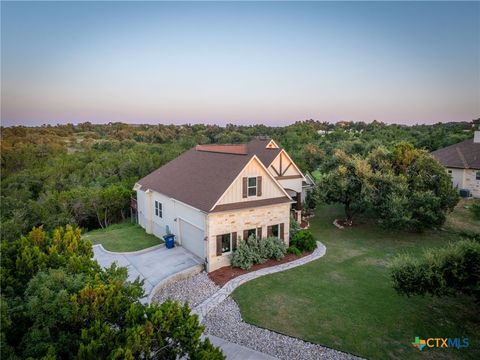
[242, 176, 262, 198]
[447, 169, 452, 174]
[247, 177, 257, 196]
[154, 201, 162, 218]
[476, 171, 480, 181]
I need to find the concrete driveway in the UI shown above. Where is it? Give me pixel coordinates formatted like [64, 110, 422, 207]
[93, 244, 203, 300]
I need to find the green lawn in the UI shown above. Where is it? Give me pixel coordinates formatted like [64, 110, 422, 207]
[444, 198, 480, 235]
[83, 222, 162, 252]
[232, 205, 480, 360]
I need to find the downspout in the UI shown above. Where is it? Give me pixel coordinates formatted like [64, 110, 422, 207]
[146, 190, 153, 234]
[204, 214, 209, 272]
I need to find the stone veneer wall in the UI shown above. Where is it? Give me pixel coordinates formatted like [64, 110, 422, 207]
[206, 203, 291, 272]
[464, 169, 480, 198]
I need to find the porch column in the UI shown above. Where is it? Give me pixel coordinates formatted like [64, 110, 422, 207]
[296, 192, 302, 211]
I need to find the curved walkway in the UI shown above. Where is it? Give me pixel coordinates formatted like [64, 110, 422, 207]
[193, 241, 326, 321]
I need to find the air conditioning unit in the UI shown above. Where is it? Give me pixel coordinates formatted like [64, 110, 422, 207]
[459, 188, 471, 198]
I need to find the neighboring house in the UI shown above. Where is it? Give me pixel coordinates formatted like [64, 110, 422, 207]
[133, 138, 311, 272]
[431, 130, 480, 198]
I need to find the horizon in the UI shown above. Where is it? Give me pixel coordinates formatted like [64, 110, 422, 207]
[1, 1, 479, 127]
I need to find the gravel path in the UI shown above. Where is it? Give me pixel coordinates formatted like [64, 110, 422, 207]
[204, 297, 362, 360]
[151, 272, 219, 307]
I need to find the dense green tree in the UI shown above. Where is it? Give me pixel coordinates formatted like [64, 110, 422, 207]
[319, 142, 458, 230]
[0, 226, 224, 359]
[318, 150, 373, 225]
[369, 144, 458, 231]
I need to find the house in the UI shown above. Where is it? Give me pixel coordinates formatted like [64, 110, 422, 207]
[133, 138, 312, 272]
[431, 130, 480, 198]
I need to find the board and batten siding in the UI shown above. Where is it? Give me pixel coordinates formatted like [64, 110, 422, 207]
[215, 157, 287, 206]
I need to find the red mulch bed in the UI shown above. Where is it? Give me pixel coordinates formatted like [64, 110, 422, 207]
[208, 251, 312, 287]
[300, 219, 309, 228]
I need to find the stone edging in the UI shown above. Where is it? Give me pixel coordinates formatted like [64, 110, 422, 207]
[146, 264, 204, 303]
[333, 219, 344, 229]
[92, 243, 165, 255]
[193, 241, 326, 322]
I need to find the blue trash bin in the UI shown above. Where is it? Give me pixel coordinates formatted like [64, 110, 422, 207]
[163, 234, 175, 249]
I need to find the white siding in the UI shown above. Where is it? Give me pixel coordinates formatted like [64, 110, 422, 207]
[136, 188, 207, 247]
[446, 167, 480, 198]
[447, 168, 465, 189]
[277, 178, 303, 194]
[215, 157, 287, 206]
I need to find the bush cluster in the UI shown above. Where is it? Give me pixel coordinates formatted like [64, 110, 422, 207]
[231, 236, 287, 270]
[290, 230, 317, 252]
[470, 202, 480, 220]
[390, 239, 480, 301]
[287, 246, 302, 256]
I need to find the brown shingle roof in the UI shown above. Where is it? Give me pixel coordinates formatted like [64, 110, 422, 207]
[137, 148, 251, 212]
[246, 138, 282, 166]
[431, 138, 480, 170]
[137, 138, 289, 212]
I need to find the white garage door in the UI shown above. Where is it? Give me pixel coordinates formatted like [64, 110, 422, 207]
[178, 219, 205, 259]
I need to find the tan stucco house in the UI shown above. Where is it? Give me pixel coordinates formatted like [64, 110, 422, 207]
[133, 138, 312, 272]
[431, 130, 480, 198]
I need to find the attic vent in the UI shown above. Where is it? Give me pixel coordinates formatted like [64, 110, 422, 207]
[266, 139, 279, 149]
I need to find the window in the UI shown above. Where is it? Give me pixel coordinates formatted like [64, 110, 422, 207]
[477, 171, 480, 181]
[447, 170, 452, 174]
[271, 224, 279, 238]
[155, 201, 162, 218]
[247, 177, 257, 196]
[246, 228, 256, 240]
[221, 233, 231, 253]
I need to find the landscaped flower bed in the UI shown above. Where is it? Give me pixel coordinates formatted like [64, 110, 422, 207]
[208, 250, 312, 287]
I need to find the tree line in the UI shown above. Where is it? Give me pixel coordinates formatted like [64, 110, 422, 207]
[1, 119, 475, 241]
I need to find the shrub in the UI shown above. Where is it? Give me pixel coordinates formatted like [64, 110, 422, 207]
[231, 236, 287, 270]
[231, 239, 256, 270]
[390, 239, 480, 301]
[470, 202, 480, 220]
[287, 245, 301, 256]
[260, 237, 288, 260]
[289, 215, 300, 239]
[291, 230, 317, 252]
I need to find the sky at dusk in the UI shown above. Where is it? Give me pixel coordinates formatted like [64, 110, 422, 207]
[1, 1, 479, 127]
